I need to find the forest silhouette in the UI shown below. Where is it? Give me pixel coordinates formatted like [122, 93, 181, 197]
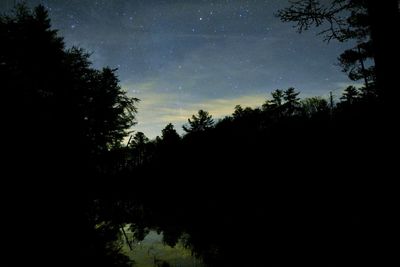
[1, 1, 397, 267]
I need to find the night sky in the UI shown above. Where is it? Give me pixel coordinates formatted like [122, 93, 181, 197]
[1, 0, 355, 138]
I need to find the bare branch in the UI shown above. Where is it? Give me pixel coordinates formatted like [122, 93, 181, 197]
[276, 0, 362, 42]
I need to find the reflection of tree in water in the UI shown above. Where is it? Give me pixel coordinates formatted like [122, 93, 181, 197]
[122, 230, 201, 267]
[2, 1, 396, 267]
[144, 247, 164, 267]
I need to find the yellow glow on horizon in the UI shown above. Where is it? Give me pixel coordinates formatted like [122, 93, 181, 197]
[128, 89, 265, 138]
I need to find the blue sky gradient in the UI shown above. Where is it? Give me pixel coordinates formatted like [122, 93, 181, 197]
[1, 0, 356, 138]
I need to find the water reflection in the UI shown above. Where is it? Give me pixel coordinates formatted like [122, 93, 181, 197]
[122, 230, 204, 267]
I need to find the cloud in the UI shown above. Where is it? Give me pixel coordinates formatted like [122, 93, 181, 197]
[125, 82, 265, 138]
[334, 81, 364, 89]
[160, 93, 266, 122]
[29, 0, 354, 140]
[120, 30, 353, 138]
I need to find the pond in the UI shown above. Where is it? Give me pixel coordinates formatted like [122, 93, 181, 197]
[122, 229, 205, 267]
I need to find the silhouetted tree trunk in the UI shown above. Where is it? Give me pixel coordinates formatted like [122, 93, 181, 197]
[366, 0, 399, 108]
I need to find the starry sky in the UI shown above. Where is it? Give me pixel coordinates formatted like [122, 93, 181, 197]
[1, 0, 355, 138]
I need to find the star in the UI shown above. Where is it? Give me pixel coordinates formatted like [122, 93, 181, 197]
[9, 0, 355, 138]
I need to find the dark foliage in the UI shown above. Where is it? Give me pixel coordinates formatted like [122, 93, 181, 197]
[1, 4, 138, 267]
[277, 0, 399, 107]
[122, 85, 391, 266]
[1, 3, 396, 267]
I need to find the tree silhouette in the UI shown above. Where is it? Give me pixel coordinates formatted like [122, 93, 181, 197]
[283, 87, 301, 116]
[277, 0, 399, 105]
[2, 3, 390, 267]
[262, 89, 285, 120]
[129, 132, 150, 166]
[262, 88, 301, 119]
[278, 0, 371, 42]
[232, 105, 245, 119]
[300, 97, 330, 118]
[340, 85, 360, 104]
[117, 80, 386, 266]
[1, 4, 138, 267]
[132, 132, 149, 146]
[338, 42, 375, 85]
[270, 89, 284, 107]
[161, 123, 181, 144]
[182, 109, 214, 133]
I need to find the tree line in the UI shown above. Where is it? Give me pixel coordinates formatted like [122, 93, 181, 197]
[2, 4, 137, 267]
[1, 2, 396, 267]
